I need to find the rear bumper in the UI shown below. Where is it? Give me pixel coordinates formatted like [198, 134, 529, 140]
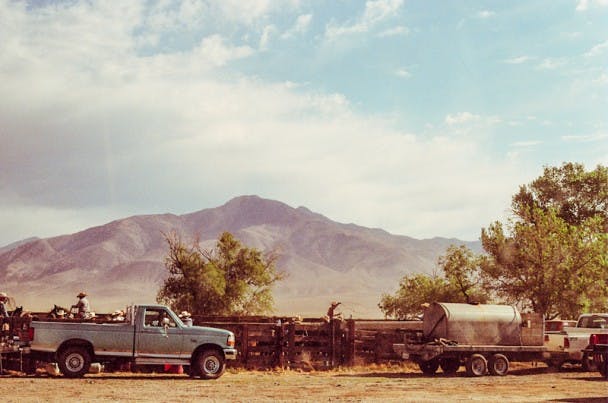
[223, 348, 238, 360]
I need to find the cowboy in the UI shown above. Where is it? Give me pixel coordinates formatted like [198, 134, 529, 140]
[0, 292, 8, 319]
[179, 311, 193, 327]
[0, 292, 10, 336]
[71, 291, 91, 319]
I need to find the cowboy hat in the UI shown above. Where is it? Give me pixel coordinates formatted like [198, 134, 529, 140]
[77, 292, 87, 298]
[0, 292, 7, 299]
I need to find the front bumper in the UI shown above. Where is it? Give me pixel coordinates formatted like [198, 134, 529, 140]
[223, 348, 238, 360]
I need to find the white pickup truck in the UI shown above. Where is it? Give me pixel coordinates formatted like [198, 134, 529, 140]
[28, 304, 237, 378]
[544, 313, 608, 370]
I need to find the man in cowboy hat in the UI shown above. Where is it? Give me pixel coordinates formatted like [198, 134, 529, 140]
[0, 292, 10, 337]
[71, 291, 91, 319]
[0, 292, 8, 319]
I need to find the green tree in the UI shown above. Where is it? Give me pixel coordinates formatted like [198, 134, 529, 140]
[378, 273, 456, 320]
[440, 245, 488, 304]
[481, 163, 608, 319]
[512, 162, 608, 229]
[157, 231, 284, 316]
[378, 245, 489, 319]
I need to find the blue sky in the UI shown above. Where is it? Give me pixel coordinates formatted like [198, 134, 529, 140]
[1, 0, 607, 246]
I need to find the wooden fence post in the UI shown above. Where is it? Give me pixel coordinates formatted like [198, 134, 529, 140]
[287, 322, 296, 367]
[242, 324, 248, 367]
[276, 322, 284, 368]
[346, 319, 355, 367]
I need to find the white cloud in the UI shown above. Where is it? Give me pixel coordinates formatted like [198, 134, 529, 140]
[445, 112, 481, 125]
[585, 40, 608, 57]
[594, 72, 608, 85]
[394, 68, 411, 78]
[576, 0, 608, 11]
[377, 25, 409, 37]
[260, 25, 278, 50]
[363, 0, 404, 25]
[197, 35, 254, 66]
[504, 56, 532, 64]
[511, 141, 542, 147]
[476, 10, 496, 18]
[562, 133, 608, 142]
[294, 13, 313, 34]
[281, 13, 313, 40]
[536, 58, 564, 70]
[325, 0, 404, 40]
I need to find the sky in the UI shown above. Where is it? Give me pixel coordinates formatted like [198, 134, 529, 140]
[1, 0, 607, 247]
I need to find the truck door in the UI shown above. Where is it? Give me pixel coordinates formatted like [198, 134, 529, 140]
[136, 307, 184, 358]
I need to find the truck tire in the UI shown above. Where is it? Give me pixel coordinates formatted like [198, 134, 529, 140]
[488, 354, 509, 376]
[418, 359, 439, 375]
[581, 353, 598, 372]
[466, 354, 487, 377]
[440, 358, 460, 374]
[58, 346, 91, 378]
[194, 350, 226, 380]
[589, 351, 607, 377]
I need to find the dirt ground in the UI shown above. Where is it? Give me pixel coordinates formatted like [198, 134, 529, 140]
[2, 363, 607, 402]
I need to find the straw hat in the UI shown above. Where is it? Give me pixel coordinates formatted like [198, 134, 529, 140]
[179, 311, 191, 318]
[77, 292, 87, 298]
[0, 292, 7, 300]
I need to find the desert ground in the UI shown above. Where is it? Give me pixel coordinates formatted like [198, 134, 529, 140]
[2, 363, 607, 402]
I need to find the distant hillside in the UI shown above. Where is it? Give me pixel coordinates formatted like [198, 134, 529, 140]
[0, 196, 480, 318]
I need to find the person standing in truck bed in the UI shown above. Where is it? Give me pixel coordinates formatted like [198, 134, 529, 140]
[71, 292, 91, 319]
[0, 292, 8, 319]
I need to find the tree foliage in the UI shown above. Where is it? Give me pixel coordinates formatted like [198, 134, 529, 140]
[481, 163, 608, 319]
[481, 209, 607, 318]
[512, 162, 608, 229]
[378, 245, 489, 319]
[157, 231, 284, 316]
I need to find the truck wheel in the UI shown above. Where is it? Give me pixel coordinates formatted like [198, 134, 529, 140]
[194, 350, 226, 380]
[488, 354, 509, 376]
[58, 346, 91, 378]
[466, 354, 487, 377]
[440, 358, 460, 374]
[581, 353, 598, 372]
[599, 356, 607, 377]
[419, 359, 439, 375]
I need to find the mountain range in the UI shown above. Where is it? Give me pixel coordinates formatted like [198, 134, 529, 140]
[0, 195, 480, 318]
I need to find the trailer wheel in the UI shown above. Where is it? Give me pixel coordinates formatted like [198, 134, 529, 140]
[419, 359, 439, 375]
[58, 346, 91, 378]
[488, 354, 509, 376]
[440, 358, 460, 374]
[194, 349, 226, 380]
[466, 354, 487, 377]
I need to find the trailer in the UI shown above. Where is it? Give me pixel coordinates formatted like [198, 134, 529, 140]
[393, 302, 546, 377]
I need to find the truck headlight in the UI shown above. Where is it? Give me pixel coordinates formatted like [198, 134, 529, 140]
[227, 333, 235, 347]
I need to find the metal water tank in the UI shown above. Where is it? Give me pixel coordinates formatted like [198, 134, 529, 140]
[423, 302, 522, 346]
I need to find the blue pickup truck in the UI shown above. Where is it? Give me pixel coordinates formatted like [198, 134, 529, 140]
[28, 304, 237, 379]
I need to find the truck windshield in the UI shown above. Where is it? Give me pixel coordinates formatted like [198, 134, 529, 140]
[578, 315, 608, 329]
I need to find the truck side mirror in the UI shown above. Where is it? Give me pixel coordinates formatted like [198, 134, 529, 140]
[161, 316, 171, 337]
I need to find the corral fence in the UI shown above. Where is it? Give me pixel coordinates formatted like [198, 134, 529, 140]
[193, 315, 422, 370]
[10, 311, 422, 371]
